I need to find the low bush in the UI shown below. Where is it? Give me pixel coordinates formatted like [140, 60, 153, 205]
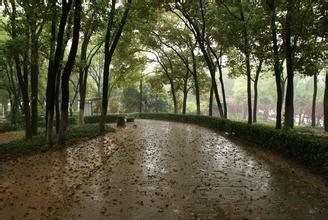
[133, 113, 328, 167]
[0, 121, 16, 133]
[5, 115, 78, 129]
[84, 114, 128, 124]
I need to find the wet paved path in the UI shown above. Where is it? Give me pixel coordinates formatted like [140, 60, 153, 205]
[1, 120, 328, 219]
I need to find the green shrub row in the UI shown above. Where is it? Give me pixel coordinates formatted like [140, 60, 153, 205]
[0, 122, 16, 133]
[37, 116, 78, 128]
[132, 113, 328, 167]
[2, 116, 78, 131]
[84, 114, 128, 124]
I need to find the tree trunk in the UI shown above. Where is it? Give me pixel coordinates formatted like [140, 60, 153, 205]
[55, 72, 61, 133]
[58, 0, 82, 144]
[79, 68, 87, 125]
[182, 70, 189, 114]
[239, 1, 252, 125]
[209, 84, 213, 116]
[6, 61, 19, 128]
[191, 49, 200, 115]
[268, 0, 283, 129]
[253, 60, 263, 123]
[79, 70, 87, 126]
[194, 74, 201, 115]
[45, 0, 57, 134]
[169, 79, 178, 114]
[311, 72, 318, 127]
[22, 56, 32, 139]
[202, 47, 223, 118]
[30, 25, 39, 135]
[78, 32, 92, 126]
[253, 79, 259, 123]
[209, 45, 228, 119]
[17, 63, 32, 139]
[139, 79, 143, 113]
[324, 71, 328, 132]
[283, 0, 294, 129]
[218, 61, 227, 119]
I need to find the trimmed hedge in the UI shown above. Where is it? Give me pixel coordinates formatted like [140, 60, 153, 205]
[84, 114, 128, 124]
[131, 113, 328, 167]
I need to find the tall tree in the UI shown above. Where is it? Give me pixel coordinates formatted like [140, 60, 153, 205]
[4, 0, 32, 138]
[19, 0, 46, 135]
[58, 0, 82, 144]
[78, 3, 104, 125]
[99, 0, 132, 132]
[172, 0, 224, 118]
[46, 0, 73, 145]
[265, 0, 284, 129]
[283, 0, 295, 129]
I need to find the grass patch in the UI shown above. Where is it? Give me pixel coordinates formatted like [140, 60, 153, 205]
[0, 124, 115, 157]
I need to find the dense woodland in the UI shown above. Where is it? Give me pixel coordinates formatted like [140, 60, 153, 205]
[0, 0, 327, 145]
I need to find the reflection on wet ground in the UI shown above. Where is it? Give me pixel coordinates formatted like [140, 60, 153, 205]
[1, 120, 327, 219]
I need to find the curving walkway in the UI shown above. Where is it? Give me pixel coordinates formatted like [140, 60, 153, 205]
[1, 120, 328, 219]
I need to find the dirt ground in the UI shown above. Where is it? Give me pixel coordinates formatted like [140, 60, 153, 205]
[0, 120, 327, 219]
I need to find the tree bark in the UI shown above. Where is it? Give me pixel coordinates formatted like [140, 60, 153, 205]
[202, 47, 223, 118]
[239, 1, 252, 125]
[253, 60, 263, 123]
[139, 79, 143, 113]
[283, 0, 295, 129]
[217, 61, 227, 119]
[5, 60, 19, 127]
[22, 52, 32, 138]
[182, 70, 189, 114]
[58, 0, 82, 144]
[78, 29, 93, 126]
[78, 54, 89, 126]
[311, 72, 317, 127]
[55, 73, 61, 133]
[30, 23, 39, 135]
[79, 65, 88, 125]
[268, 0, 283, 129]
[324, 71, 328, 132]
[190, 48, 200, 115]
[208, 45, 227, 119]
[169, 78, 178, 114]
[45, 0, 57, 132]
[209, 84, 213, 116]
